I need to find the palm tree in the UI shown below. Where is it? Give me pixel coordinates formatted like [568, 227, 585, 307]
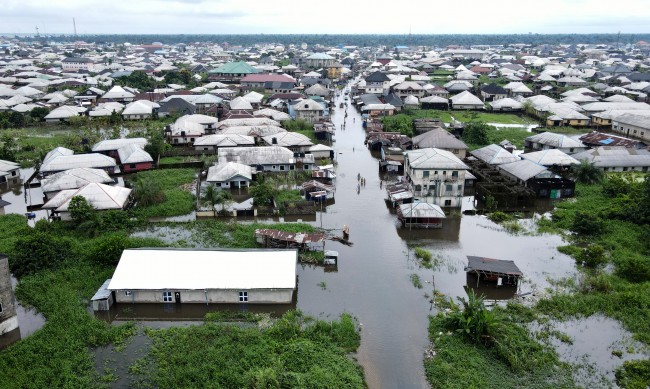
[202, 185, 232, 217]
[133, 178, 165, 207]
[572, 160, 604, 184]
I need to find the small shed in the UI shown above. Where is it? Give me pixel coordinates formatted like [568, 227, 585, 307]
[465, 256, 522, 286]
[91, 279, 114, 311]
[397, 202, 446, 228]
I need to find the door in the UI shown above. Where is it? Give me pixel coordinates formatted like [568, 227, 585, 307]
[174, 292, 181, 304]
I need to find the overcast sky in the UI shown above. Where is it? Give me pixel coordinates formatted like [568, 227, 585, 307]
[3, 0, 650, 35]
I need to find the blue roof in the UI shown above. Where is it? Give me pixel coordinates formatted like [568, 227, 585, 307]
[599, 138, 615, 145]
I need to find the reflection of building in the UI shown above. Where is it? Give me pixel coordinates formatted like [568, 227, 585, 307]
[0, 255, 18, 340]
[94, 248, 298, 310]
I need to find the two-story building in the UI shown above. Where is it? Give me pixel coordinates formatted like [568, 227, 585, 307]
[364, 71, 391, 96]
[404, 148, 469, 208]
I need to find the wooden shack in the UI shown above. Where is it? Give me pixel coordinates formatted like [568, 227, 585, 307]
[465, 256, 522, 287]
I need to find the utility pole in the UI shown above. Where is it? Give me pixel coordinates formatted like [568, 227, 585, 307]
[73, 17, 77, 37]
[35, 26, 39, 38]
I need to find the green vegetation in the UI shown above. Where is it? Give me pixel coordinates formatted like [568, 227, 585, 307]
[414, 247, 432, 262]
[426, 298, 574, 388]
[132, 311, 363, 388]
[616, 359, 650, 389]
[572, 160, 604, 184]
[129, 168, 196, 218]
[410, 273, 423, 289]
[195, 220, 316, 248]
[532, 176, 650, 388]
[275, 188, 303, 204]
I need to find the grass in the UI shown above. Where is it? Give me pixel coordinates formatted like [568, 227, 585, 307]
[129, 168, 197, 218]
[0, 215, 364, 387]
[132, 311, 364, 388]
[410, 273, 423, 289]
[275, 188, 303, 204]
[403, 109, 534, 125]
[194, 220, 316, 248]
[425, 303, 575, 389]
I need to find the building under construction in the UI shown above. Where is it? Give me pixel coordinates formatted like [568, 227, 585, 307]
[466, 158, 536, 210]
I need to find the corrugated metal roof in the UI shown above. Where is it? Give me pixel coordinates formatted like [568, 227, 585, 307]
[108, 248, 296, 290]
[471, 144, 520, 165]
[40, 168, 113, 193]
[519, 149, 580, 166]
[466, 256, 522, 276]
[40, 153, 116, 173]
[397, 202, 446, 218]
[405, 148, 469, 170]
[498, 159, 550, 181]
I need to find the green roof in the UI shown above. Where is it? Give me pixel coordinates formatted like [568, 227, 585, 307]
[209, 61, 259, 75]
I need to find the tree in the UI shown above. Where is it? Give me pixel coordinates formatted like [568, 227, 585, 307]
[250, 181, 276, 206]
[29, 107, 50, 122]
[0, 134, 16, 161]
[133, 177, 166, 207]
[571, 211, 604, 236]
[572, 160, 604, 184]
[145, 131, 171, 162]
[461, 121, 490, 146]
[68, 196, 94, 224]
[202, 185, 232, 216]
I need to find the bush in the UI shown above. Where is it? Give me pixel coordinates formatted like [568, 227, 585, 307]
[579, 244, 607, 268]
[616, 359, 650, 389]
[571, 211, 604, 236]
[487, 211, 511, 223]
[616, 253, 650, 283]
[9, 231, 74, 278]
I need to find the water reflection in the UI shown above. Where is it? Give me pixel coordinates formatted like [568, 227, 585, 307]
[0, 277, 47, 350]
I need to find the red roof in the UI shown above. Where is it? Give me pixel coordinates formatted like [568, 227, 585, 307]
[241, 73, 295, 83]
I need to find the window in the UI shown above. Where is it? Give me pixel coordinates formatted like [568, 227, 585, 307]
[163, 291, 173, 302]
[280, 165, 285, 171]
[272, 165, 276, 170]
[239, 291, 248, 302]
[304, 164, 310, 170]
[423, 170, 429, 178]
[444, 200, 451, 206]
[451, 171, 458, 178]
[623, 167, 628, 172]
[446, 185, 452, 192]
[129, 164, 136, 169]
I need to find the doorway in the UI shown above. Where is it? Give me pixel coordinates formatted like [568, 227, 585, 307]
[174, 292, 181, 303]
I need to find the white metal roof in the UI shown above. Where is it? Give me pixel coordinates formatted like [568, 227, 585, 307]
[194, 134, 255, 147]
[405, 148, 469, 170]
[206, 161, 253, 182]
[117, 144, 153, 164]
[92, 138, 147, 152]
[42, 183, 131, 211]
[40, 168, 113, 193]
[107, 248, 297, 290]
[40, 153, 116, 173]
[519, 149, 580, 166]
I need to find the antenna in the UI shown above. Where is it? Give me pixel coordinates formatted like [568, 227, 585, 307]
[35, 26, 40, 38]
[73, 17, 77, 37]
[616, 31, 621, 50]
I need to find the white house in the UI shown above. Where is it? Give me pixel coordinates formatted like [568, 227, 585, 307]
[404, 148, 469, 207]
[206, 161, 253, 188]
[42, 183, 131, 220]
[293, 99, 324, 123]
[105, 248, 297, 305]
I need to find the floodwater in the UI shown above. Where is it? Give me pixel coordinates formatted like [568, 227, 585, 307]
[0, 168, 48, 224]
[291, 92, 578, 388]
[0, 277, 46, 349]
[530, 315, 649, 387]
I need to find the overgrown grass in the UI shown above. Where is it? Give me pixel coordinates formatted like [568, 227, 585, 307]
[426, 303, 575, 388]
[533, 178, 650, 363]
[275, 188, 303, 204]
[194, 220, 316, 248]
[129, 168, 197, 218]
[132, 311, 364, 388]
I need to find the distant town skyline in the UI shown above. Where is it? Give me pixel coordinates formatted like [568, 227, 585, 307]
[3, 0, 650, 36]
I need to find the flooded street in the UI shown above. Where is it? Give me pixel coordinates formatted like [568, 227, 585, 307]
[294, 92, 578, 388]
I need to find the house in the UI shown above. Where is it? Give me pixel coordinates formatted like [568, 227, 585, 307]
[465, 256, 522, 287]
[40, 168, 114, 200]
[218, 146, 315, 172]
[39, 153, 117, 177]
[396, 202, 446, 228]
[470, 144, 520, 165]
[308, 144, 334, 159]
[303, 53, 335, 68]
[117, 144, 153, 173]
[61, 57, 94, 71]
[102, 86, 135, 103]
[0, 255, 18, 340]
[519, 149, 580, 169]
[488, 98, 523, 111]
[0, 160, 21, 186]
[92, 138, 148, 162]
[572, 146, 650, 172]
[611, 113, 650, 142]
[193, 134, 255, 152]
[208, 61, 259, 81]
[158, 98, 197, 117]
[480, 83, 508, 101]
[365, 71, 391, 96]
[404, 148, 469, 207]
[292, 99, 324, 123]
[43, 105, 86, 123]
[262, 132, 313, 152]
[73, 87, 105, 105]
[524, 132, 588, 154]
[240, 74, 295, 89]
[101, 248, 297, 307]
[449, 91, 484, 110]
[411, 128, 469, 158]
[327, 62, 344, 80]
[497, 159, 575, 198]
[122, 100, 159, 120]
[206, 161, 253, 188]
[42, 183, 132, 220]
[393, 81, 425, 100]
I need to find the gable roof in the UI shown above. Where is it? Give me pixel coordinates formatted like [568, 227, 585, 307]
[42, 183, 131, 211]
[470, 144, 520, 165]
[365, 71, 390, 82]
[411, 127, 468, 150]
[405, 148, 469, 170]
[40, 168, 113, 193]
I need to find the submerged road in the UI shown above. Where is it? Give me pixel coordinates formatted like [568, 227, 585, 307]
[295, 88, 433, 388]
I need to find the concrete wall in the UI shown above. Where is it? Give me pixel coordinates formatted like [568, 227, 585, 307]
[0, 256, 18, 334]
[113, 288, 294, 304]
[612, 120, 650, 142]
